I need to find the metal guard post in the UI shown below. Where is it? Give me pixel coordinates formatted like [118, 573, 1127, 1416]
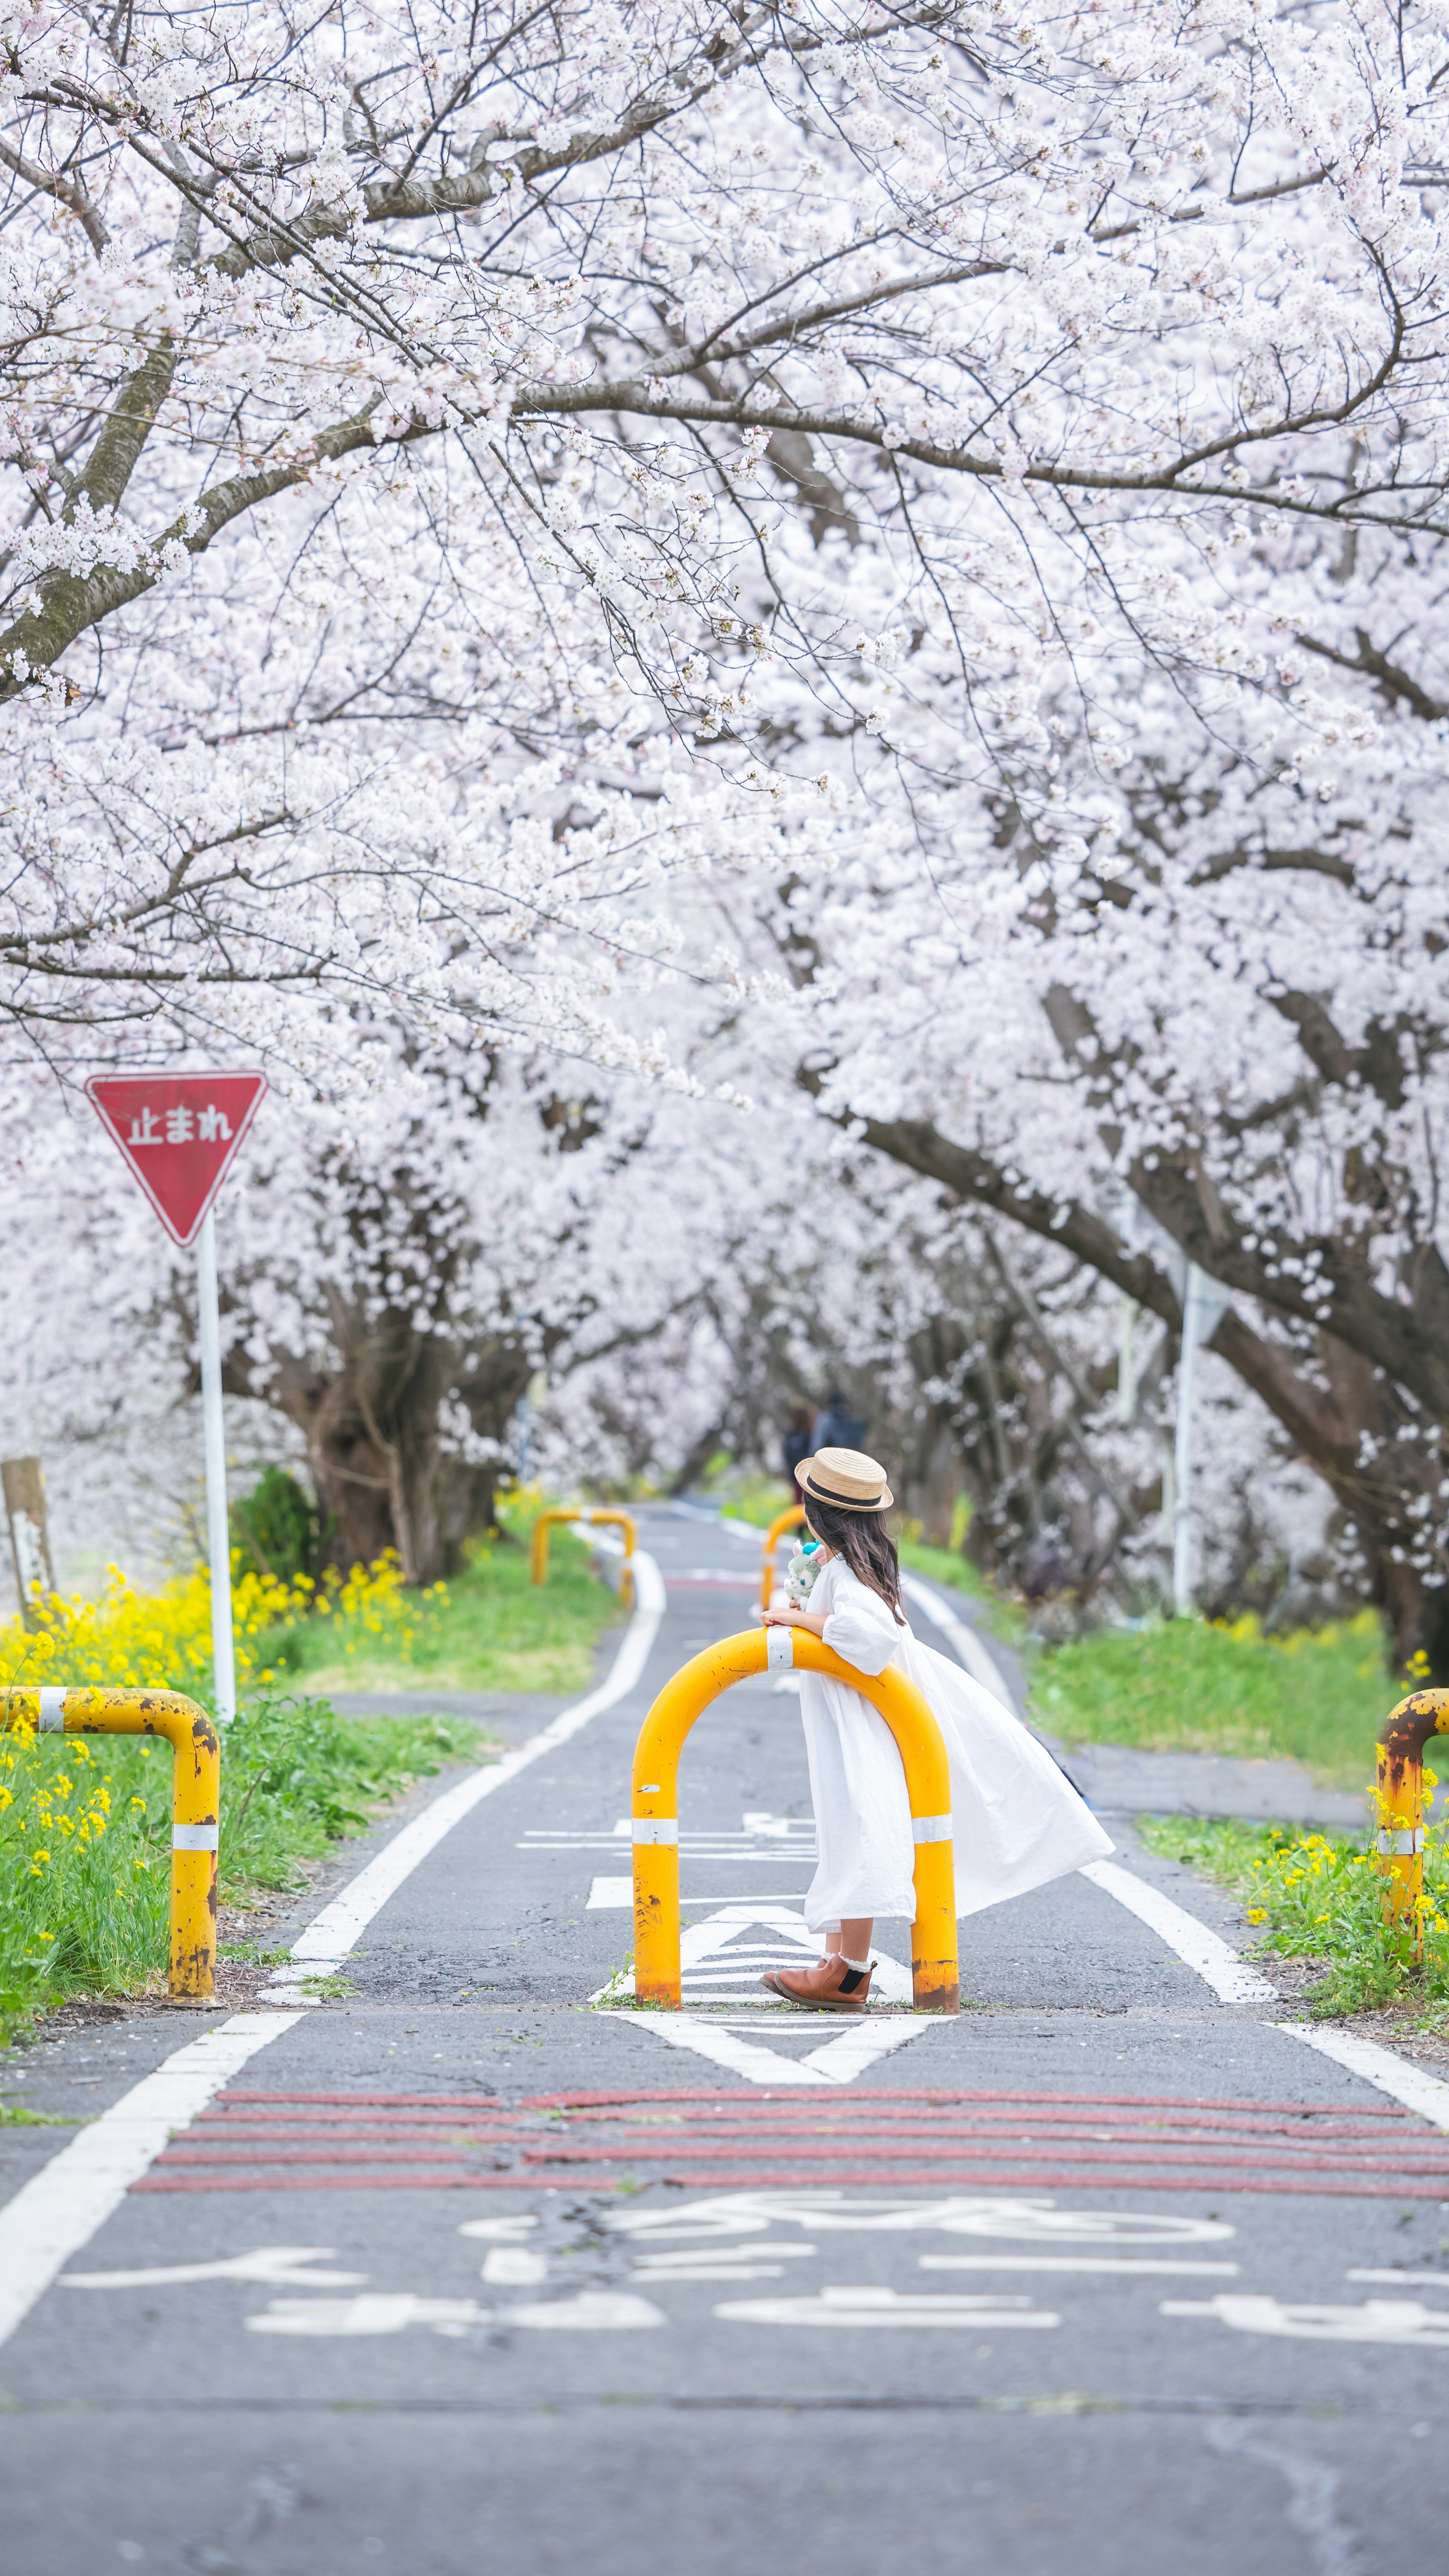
[1375, 1688, 1449, 1959]
[530, 1508, 638, 1608]
[631, 1627, 959, 2014]
[758, 1505, 807, 1611]
[1, 1687, 220, 2002]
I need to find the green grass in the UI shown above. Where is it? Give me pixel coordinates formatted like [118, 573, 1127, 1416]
[1136, 1812, 1449, 2017]
[261, 1520, 621, 1697]
[705, 1470, 799, 1530]
[897, 1537, 1027, 1648]
[1031, 1611, 1394, 1787]
[0, 1695, 483, 2042]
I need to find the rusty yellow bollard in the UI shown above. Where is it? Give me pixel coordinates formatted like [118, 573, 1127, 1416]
[1375, 1688, 1449, 1961]
[1, 1686, 220, 2003]
[530, 1507, 637, 1607]
[758, 1505, 808, 1611]
[631, 1627, 959, 2013]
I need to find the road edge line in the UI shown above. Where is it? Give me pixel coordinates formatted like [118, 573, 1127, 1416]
[898, 1573, 1019, 1713]
[0, 2012, 304, 2351]
[0, 1557, 666, 2351]
[1078, 1858, 1279, 2004]
[285, 1551, 665, 1970]
[1272, 2020, 1449, 2131]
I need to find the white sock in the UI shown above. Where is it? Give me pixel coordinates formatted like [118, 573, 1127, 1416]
[841, 1955, 871, 1973]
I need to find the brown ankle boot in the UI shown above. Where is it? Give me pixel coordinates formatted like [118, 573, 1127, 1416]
[760, 1955, 874, 2013]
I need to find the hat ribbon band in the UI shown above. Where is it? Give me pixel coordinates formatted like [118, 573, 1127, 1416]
[806, 1476, 885, 1508]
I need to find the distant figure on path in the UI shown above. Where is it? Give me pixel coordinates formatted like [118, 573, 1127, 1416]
[783, 1402, 817, 1502]
[812, 1386, 867, 1453]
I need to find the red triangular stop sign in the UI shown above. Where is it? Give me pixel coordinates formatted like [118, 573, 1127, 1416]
[87, 1071, 268, 1248]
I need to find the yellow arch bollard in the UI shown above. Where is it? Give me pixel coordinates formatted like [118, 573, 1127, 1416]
[1, 1686, 220, 2003]
[531, 1507, 637, 1608]
[1375, 1687, 1449, 1960]
[758, 1504, 808, 1611]
[631, 1627, 959, 2013]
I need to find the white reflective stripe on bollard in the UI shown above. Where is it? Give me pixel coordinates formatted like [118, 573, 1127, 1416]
[766, 1626, 795, 1670]
[171, 1822, 220, 1851]
[1375, 1828, 1425, 1855]
[38, 1688, 67, 1731]
[632, 1819, 678, 1844]
[912, 1814, 953, 1844]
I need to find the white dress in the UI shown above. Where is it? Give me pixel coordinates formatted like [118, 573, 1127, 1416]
[798, 1556, 1114, 1930]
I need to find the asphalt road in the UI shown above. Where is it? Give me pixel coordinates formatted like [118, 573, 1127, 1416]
[3, 1504, 1447, 2576]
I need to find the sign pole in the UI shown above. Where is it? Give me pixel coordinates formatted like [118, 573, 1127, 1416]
[195, 1207, 236, 1725]
[1171, 1263, 1203, 1616]
[87, 1068, 266, 1723]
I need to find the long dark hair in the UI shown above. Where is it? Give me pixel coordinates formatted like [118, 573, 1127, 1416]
[803, 1499, 906, 1625]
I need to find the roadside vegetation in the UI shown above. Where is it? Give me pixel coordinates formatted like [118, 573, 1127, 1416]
[1032, 1612, 1395, 1787]
[1136, 1812, 1449, 2020]
[0, 1691, 479, 2046]
[260, 1508, 618, 1696]
[0, 1493, 619, 2042]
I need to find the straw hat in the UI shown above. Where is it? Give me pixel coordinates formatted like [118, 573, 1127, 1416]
[796, 1447, 894, 1513]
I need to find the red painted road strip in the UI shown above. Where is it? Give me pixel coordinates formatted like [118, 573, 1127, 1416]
[133, 2082, 1440, 2205]
[155, 2145, 512, 2167]
[129, 2167, 1449, 2199]
[537, 2116, 1433, 2148]
[556, 2107, 1409, 2136]
[522, 2142, 1449, 2180]
[215, 2092, 515, 2110]
[181, 2122, 525, 2143]
[201, 2101, 1402, 2134]
[514, 2087, 1415, 2116]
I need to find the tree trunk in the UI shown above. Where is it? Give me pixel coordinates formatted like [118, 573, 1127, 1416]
[263, 1299, 456, 1583]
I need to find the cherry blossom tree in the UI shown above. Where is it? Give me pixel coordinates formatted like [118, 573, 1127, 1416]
[3, 0, 1446, 1653]
[4, 0, 1444, 1057]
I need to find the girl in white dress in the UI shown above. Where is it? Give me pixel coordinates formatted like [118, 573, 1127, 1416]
[759, 1446, 1113, 2011]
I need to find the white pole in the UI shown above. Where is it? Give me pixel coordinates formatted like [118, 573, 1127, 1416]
[1172, 1262, 1203, 1617]
[1117, 1295, 1137, 1424]
[196, 1208, 236, 1724]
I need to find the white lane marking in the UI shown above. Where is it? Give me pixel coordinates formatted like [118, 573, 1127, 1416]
[920, 2254, 1241, 2276]
[1272, 2021, 1449, 2130]
[1162, 2294, 1449, 2345]
[587, 1879, 818, 1908]
[248, 2294, 484, 2338]
[596, 1904, 916, 2012]
[480, 2247, 549, 2285]
[281, 1551, 665, 1973]
[899, 1573, 1019, 1713]
[62, 2246, 366, 2290]
[606, 2193, 1234, 2244]
[0, 1563, 668, 2352]
[1349, 2268, 1449, 2286]
[603, 2008, 940, 2086]
[504, 2291, 666, 2330]
[0, 2013, 303, 2352]
[715, 2286, 1060, 2329]
[635, 2263, 792, 2282]
[1077, 1857, 1279, 2002]
[247, 2291, 666, 2337]
[632, 2242, 818, 2284]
